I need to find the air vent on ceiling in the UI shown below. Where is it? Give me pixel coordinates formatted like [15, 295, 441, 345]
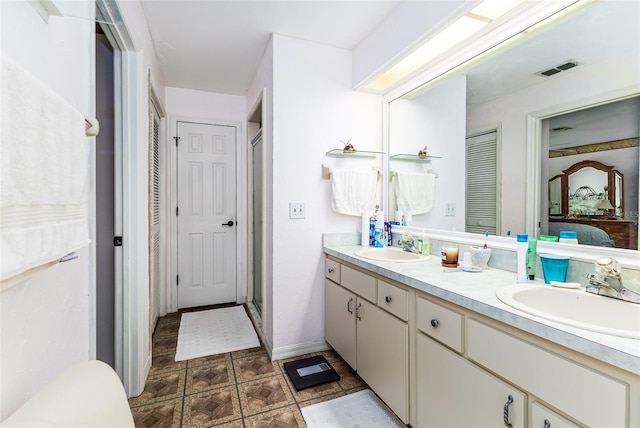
[551, 126, 573, 132]
[534, 60, 579, 77]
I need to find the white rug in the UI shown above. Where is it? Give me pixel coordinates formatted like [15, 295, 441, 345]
[301, 389, 405, 428]
[175, 306, 260, 362]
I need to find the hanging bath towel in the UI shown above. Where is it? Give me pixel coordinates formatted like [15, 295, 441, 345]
[330, 169, 377, 216]
[1, 56, 90, 288]
[395, 171, 436, 215]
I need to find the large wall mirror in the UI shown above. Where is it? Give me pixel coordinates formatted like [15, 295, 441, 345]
[386, 0, 639, 251]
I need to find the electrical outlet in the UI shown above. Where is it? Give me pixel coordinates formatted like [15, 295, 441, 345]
[445, 203, 456, 216]
[289, 202, 305, 219]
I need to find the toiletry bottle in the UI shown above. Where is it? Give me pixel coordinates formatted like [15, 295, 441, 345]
[526, 237, 537, 280]
[369, 214, 376, 246]
[516, 234, 528, 283]
[416, 236, 423, 254]
[421, 237, 430, 256]
[385, 222, 392, 246]
[375, 217, 385, 248]
[558, 231, 578, 244]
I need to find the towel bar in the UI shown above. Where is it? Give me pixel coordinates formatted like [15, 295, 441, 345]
[59, 252, 78, 263]
[322, 164, 381, 180]
[389, 170, 438, 179]
[85, 117, 100, 136]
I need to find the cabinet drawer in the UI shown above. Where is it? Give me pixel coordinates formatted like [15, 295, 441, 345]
[417, 296, 464, 353]
[341, 265, 376, 303]
[531, 402, 579, 428]
[468, 319, 627, 427]
[377, 280, 408, 321]
[325, 258, 340, 283]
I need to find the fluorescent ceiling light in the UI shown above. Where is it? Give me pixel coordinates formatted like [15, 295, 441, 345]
[367, 16, 486, 91]
[471, 0, 526, 20]
[364, 0, 528, 92]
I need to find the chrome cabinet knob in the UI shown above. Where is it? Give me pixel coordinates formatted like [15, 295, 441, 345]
[385, 296, 392, 303]
[328, 268, 334, 273]
[430, 319, 439, 328]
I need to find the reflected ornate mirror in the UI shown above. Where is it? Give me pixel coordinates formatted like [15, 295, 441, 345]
[546, 159, 636, 249]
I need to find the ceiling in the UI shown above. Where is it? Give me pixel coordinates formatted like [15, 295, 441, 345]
[465, 0, 639, 107]
[140, 0, 400, 95]
[462, 1, 639, 149]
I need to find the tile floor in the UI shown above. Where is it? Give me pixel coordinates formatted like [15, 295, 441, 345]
[129, 305, 369, 427]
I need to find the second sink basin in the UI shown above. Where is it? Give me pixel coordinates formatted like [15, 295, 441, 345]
[496, 283, 640, 339]
[354, 247, 426, 262]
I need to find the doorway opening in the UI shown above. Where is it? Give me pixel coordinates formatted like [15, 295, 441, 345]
[95, 23, 118, 370]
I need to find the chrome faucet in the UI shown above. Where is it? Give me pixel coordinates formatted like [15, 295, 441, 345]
[586, 257, 640, 304]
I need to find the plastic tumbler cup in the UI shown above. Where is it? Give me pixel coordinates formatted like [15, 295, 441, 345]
[539, 254, 569, 284]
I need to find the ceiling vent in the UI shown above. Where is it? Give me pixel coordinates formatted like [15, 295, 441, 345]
[534, 60, 579, 77]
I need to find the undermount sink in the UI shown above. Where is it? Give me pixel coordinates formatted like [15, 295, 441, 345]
[496, 284, 640, 339]
[354, 247, 426, 262]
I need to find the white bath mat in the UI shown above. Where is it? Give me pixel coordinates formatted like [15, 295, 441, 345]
[301, 389, 405, 428]
[175, 306, 259, 361]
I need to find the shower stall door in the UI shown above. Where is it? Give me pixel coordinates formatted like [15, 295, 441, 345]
[251, 130, 263, 314]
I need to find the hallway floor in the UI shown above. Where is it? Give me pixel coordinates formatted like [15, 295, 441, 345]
[129, 305, 368, 427]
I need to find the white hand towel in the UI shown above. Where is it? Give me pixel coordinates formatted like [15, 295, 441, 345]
[1, 57, 90, 286]
[395, 172, 436, 215]
[330, 169, 377, 216]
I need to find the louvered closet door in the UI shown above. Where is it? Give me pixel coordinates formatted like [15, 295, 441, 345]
[466, 131, 499, 234]
[150, 107, 161, 326]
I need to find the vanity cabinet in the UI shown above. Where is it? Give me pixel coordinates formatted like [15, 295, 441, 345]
[414, 291, 631, 428]
[417, 332, 526, 427]
[467, 318, 628, 427]
[324, 253, 637, 427]
[324, 258, 409, 423]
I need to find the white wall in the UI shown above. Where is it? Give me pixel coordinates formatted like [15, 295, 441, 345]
[165, 87, 245, 121]
[388, 75, 467, 231]
[467, 55, 640, 235]
[269, 34, 382, 356]
[0, 1, 94, 419]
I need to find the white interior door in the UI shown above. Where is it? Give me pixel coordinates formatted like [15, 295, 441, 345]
[177, 121, 237, 308]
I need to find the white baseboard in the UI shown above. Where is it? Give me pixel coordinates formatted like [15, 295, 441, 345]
[270, 340, 331, 361]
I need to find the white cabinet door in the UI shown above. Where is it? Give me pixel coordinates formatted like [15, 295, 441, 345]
[417, 332, 525, 428]
[324, 279, 357, 369]
[357, 298, 408, 423]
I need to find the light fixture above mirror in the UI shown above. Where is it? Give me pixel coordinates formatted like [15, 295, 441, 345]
[364, 0, 587, 94]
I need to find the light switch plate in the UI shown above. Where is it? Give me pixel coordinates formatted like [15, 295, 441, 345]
[445, 203, 456, 216]
[289, 202, 305, 219]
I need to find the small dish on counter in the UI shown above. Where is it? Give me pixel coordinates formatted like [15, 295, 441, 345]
[462, 265, 483, 273]
[550, 281, 581, 289]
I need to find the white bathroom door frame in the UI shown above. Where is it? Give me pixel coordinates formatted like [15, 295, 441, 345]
[98, 8, 149, 399]
[169, 117, 247, 312]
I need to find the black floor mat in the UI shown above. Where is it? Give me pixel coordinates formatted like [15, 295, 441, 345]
[283, 355, 340, 391]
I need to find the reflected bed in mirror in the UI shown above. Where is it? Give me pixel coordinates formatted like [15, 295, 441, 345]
[542, 99, 639, 250]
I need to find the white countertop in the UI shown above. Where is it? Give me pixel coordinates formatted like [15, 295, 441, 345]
[324, 244, 640, 376]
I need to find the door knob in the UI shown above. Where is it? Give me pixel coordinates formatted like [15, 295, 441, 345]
[222, 221, 235, 226]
